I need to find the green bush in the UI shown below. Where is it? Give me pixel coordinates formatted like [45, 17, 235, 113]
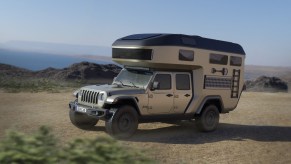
[0, 126, 58, 164]
[60, 137, 152, 164]
[0, 126, 153, 164]
[0, 76, 81, 93]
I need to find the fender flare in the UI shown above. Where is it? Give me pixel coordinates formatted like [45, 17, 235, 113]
[195, 96, 224, 114]
[110, 96, 141, 115]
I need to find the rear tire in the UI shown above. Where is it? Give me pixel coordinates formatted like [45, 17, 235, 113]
[105, 105, 138, 139]
[69, 109, 99, 130]
[195, 105, 219, 132]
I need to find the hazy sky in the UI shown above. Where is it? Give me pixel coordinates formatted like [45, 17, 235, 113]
[0, 0, 291, 66]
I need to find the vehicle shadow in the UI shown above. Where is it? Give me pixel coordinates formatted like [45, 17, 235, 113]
[126, 122, 291, 144]
[82, 126, 105, 131]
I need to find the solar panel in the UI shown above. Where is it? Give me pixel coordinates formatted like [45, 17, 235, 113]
[122, 34, 161, 40]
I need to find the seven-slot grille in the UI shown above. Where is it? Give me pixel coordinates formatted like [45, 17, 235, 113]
[80, 90, 99, 104]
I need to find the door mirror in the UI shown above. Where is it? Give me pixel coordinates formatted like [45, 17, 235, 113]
[151, 81, 159, 90]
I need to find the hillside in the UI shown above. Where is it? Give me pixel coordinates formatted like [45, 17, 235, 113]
[245, 76, 288, 92]
[245, 65, 291, 82]
[0, 62, 121, 92]
[35, 62, 121, 80]
[0, 62, 121, 81]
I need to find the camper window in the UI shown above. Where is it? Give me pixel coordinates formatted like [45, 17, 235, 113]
[209, 53, 228, 65]
[112, 48, 152, 60]
[179, 50, 194, 61]
[230, 56, 242, 66]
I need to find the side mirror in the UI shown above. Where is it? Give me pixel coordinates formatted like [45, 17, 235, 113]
[151, 81, 159, 90]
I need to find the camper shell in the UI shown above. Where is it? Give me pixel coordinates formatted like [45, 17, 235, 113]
[69, 34, 245, 138]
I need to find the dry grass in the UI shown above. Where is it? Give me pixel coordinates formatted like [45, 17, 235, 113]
[0, 91, 291, 163]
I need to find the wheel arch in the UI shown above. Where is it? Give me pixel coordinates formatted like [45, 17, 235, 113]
[110, 96, 141, 116]
[195, 96, 224, 114]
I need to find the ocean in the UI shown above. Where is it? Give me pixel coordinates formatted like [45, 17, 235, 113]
[0, 49, 113, 71]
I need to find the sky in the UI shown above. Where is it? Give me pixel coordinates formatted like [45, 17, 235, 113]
[0, 0, 291, 66]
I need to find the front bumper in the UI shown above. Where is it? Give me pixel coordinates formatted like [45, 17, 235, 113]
[69, 101, 110, 119]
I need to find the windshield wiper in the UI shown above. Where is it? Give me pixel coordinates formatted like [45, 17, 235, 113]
[114, 80, 125, 86]
[114, 80, 139, 88]
[129, 81, 139, 88]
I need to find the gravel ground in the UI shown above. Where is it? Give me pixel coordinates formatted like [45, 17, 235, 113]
[0, 91, 291, 164]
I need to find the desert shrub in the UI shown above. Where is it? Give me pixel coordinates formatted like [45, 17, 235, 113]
[0, 126, 153, 164]
[0, 126, 58, 164]
[60, 137, 152, 164]
[0, 77, 77, 93]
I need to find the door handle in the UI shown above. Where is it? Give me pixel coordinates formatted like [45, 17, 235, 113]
[166, 94, 173, 97]
[184, 94, 190, 97]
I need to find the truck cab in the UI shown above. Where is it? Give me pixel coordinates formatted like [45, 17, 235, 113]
[112, 68, 193, 115]
[69, 34, 246, 138]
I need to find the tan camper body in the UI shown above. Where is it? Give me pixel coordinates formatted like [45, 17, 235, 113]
[112, 34, 245, 114]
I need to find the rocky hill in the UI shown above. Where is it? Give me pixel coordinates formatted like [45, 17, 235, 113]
[0, 63, 33, 77]
[0, 62, 121, 82]
[35, 62, 121, 81]
[245, 76, 288, 92]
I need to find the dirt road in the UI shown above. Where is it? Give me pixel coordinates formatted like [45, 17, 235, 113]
[0, 91, 291, 163]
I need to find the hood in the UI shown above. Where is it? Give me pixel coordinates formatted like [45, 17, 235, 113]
[81, 84, 145, 95]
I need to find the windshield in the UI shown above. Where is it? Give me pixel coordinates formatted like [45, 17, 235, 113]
[113, 68, 153, 89]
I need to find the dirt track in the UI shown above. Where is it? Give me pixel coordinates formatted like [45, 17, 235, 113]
[0, 91, 291, 163]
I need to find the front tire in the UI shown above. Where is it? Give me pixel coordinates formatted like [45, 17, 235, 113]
[195, 105, 219, 132]
[69, 109, 99, 130]
[105, 106, 138, 139]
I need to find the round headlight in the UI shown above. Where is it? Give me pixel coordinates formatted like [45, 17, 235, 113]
[78, 90, 83, 97]
[73, 89, 81, 98]
[98, 93, 105, 101]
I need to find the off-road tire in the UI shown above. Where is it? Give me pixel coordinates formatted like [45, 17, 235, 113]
[69, 109, 99, 130]
[105, 105, 138, 139]
[195, 105, 219, 132]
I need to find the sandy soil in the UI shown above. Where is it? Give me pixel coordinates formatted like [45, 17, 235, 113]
[0, 91, 291, 163]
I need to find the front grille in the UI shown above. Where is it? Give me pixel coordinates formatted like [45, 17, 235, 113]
[81, 90, 99, 104]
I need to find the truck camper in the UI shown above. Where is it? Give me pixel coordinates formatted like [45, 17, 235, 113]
[69, 34, 245, 138]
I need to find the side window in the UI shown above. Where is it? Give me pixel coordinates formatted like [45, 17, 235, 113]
[179, 50, 194, 61]
[230, 56, 242, 66]
[154, 74, 171, 90]
[176, 74, 190, 90]
[209, 53, 228, 65]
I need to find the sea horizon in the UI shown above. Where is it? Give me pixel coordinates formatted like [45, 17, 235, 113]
[0, 49, 113, 71]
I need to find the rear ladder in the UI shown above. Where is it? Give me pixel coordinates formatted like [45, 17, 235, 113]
[231, 69, 240, 98]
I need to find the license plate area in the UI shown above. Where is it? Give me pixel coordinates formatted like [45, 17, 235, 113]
[76, 106, 87, 113]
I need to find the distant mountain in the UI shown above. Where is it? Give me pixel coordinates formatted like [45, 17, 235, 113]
[36, 62, 121, 81]
[0, 40, 111, 56]
[245, 65, 291, 82]
[0, 62, 121, 82]
[245, 76, 288, 92]
[0, 63, 33, 77]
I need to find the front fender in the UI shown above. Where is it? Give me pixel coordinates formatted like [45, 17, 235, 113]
[106, 95, 141, 115]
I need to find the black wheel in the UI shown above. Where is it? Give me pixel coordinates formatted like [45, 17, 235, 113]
[195, 105, 219, 132]
[105, 106, 138, 139]
[69, 109, 99, 130]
